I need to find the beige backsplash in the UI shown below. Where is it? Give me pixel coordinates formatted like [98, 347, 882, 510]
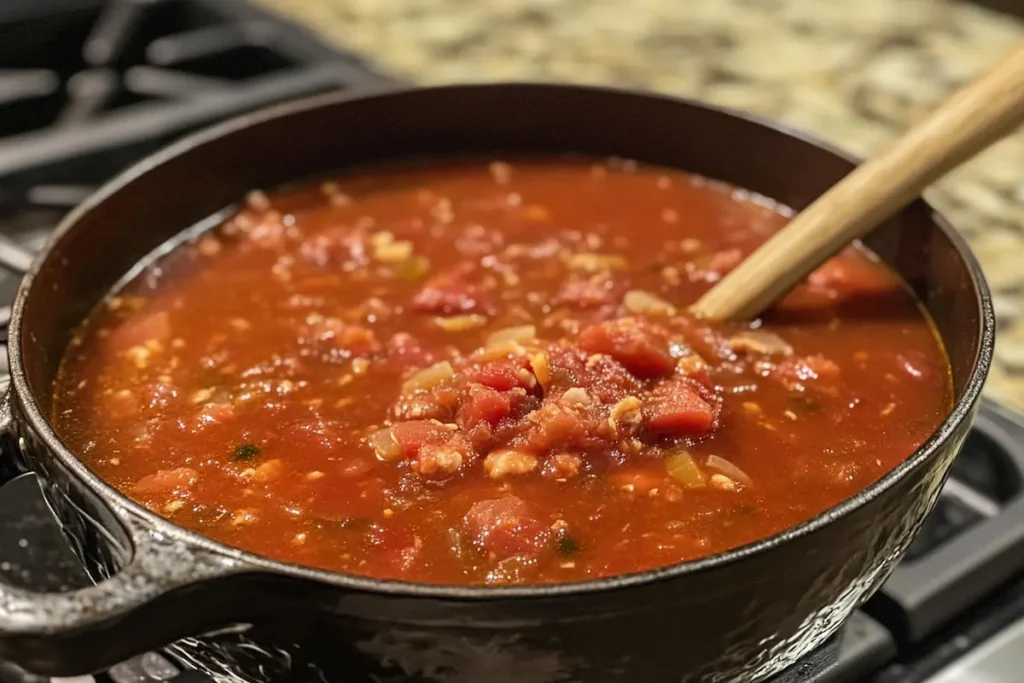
[260, 0, 1024, 410]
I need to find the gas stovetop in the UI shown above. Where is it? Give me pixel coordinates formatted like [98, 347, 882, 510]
[2, 2, 1024, 683]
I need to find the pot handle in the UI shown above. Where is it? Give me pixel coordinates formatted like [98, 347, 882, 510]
[0, 519, 245, 676]
[0, 392, 246, 676]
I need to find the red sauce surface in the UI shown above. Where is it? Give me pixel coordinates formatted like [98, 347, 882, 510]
[52, 158, 951, 585]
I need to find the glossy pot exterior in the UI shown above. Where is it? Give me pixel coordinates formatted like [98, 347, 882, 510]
[0, 84, 993, 683]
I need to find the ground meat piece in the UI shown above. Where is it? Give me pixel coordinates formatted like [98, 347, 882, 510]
[412, 263, 486, 315]
[608, 396, 643, 435]
[542, 453, 583, 479]
[463, 496, 549, 560]
[458, 385, 514, 429]
[642, 378, 717, 436]
[133, 467, 198, 496]
[483, 449, 539, 478]
[578, 318, 675, 378]
[462, 357, 537, 392]
[417, 437, 469, 478]
[388, 421, 469, 478]
[525, 403, 593, 453]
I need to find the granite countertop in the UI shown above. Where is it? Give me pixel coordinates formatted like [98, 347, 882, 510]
[262, 0, 1023, 410]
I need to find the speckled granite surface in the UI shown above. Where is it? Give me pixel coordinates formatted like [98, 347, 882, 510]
[261, 0, 1023, 410]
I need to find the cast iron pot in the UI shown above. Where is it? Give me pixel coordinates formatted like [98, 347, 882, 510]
[0, 83, 994, 683]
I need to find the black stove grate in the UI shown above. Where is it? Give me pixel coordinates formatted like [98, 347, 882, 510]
[2, 3, 1024, 682]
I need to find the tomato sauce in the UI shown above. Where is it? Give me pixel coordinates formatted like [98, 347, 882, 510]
[51, 158, 951, 585]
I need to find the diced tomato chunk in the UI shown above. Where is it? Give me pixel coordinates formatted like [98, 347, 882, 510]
[462, 358, 535, 392]
[776, 283, 838, 312]
[578, 319, 675, 378]
[806, 249, 892, 296]
[390, 420, 451, 457]
[458, 385, 513, 429]
[642, 380, 716, 436]
[133, 467, 198, 496]
[463, 496, 549, 560]
[412, 264, 484, 314]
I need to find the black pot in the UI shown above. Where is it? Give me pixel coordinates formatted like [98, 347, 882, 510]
[0, 84, 994, 683]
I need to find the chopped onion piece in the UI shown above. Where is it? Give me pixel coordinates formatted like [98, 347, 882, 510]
[374, 239, 414, 264]
[530, 352, 551, 387]
[559, 388, 591, 406]
[705, 455, 753, 486]
[487, 325, 536, 346]
[665, 449, 706, 488]
[728, 330, 794, 356]
[624, 290, 677, 316]
[435, 315, 487, 332]
[370, 427, 402, 461]
[402, 361, 455, 393]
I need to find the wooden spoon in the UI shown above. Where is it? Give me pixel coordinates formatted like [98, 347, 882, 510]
[691, 42, 1024, 321]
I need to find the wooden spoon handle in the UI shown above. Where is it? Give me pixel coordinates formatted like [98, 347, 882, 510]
[691, 42, 1024, 321]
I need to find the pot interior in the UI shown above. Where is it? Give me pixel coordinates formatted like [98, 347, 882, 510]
[17, 84, 986, 439]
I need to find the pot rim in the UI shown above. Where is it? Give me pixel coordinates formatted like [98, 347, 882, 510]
[7, 82, 996, 601]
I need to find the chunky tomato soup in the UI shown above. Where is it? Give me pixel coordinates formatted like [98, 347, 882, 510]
[52, 158, 951, 585]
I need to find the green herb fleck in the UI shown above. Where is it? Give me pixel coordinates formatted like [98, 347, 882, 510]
[232, 443, 261, 462]
[557, 535, 581, 556]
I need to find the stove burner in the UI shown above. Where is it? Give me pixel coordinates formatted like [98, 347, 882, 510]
[0, 0, 385, 143]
